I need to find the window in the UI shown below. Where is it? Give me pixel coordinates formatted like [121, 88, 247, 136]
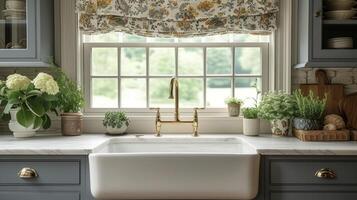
[82, 33, 269, 113]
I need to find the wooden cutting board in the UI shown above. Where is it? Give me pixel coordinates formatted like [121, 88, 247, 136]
[299, 70, 345, 115]
[339, 92, 357, 130]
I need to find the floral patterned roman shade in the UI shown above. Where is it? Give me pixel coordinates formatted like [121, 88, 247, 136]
[76, 0, 279, 37]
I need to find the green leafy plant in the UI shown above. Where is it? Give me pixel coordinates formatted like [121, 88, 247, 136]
[51, 67, 85, 113]
[103, 112, 130, 129]
[293, 90, 327, 120]
[258, 91, 296, 120]
[242, 107, 259, 119]
[225, 97, 243, 105]
[0, 73, 59, 129]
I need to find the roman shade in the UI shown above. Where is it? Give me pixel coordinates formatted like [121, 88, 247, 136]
[76, 0, 279, 37]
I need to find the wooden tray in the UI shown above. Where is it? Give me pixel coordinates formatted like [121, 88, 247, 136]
[351, 130, 357, 141]
[294, 129, 350, 141]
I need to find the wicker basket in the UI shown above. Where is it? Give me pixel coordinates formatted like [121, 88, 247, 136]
[351, 130, 357, 141]
[294, 129, 350, 141]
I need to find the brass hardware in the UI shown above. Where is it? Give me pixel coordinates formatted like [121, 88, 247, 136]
[315, 168, 336, 179]
[315, 11, 321, 17]
[151, 78, 205, 137]
[18, 168, 38, 179]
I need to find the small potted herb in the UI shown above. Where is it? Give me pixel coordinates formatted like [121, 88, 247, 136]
[258, 91, 296, 136]
[242, 107, 260, 136]
[293, 90, 326, 130]
[51, 67, 85, 136]
[103, 111, 130, 135]
[225, 97, 243, 117]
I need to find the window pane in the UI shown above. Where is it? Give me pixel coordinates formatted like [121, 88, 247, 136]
[179, 78, 204, 108]
[121, 48, 146, 76]
[206, 78, 232, 108]
[178, 48, 203, 76]
[122, 33, 146, 43]
[83, 33, 119, 43]
[207, 48, 232, 75]
[202, 34, 230, 42]
[235, 47, 262, 75]
[121, 78, 146, 108]
[178, 37, 202, 43]
[233, 34, 270, 42]
[147, 37, 175, 43]
[149, 48, 175, 76]
[149, 78, 173, 108]
[91, 78, 118, 108]
[91, 48, 118, 76]
[234, 77, 261, 107]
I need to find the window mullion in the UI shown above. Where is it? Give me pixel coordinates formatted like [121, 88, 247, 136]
[203, 47, 207, 108]
[232, 46, 235, 98]
[146, 47, 150, 108]
[175, 47, 178, 77]
[118, 47, 121, 108]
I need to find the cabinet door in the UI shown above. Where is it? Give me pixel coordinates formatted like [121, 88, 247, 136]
[0, 0, 36, 58]
[312, 0, 357, 60]
[0, 191, 80, 200]
[271, 192, 357, 200]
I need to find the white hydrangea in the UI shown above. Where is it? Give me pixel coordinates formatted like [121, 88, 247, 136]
[32, 72, 59, 95]
[6, 74, 31, 90]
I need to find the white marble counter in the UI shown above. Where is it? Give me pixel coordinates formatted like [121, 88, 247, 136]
[1, 133, 357, 155]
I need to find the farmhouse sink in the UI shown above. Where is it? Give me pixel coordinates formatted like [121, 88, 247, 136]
[89, 137, 260, 200]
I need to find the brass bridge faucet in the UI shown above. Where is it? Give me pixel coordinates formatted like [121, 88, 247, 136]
[150, 77, 203, 137]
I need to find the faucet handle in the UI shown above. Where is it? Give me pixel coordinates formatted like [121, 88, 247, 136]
[193, 107, 204, 111]
[149, 107, 160, 111]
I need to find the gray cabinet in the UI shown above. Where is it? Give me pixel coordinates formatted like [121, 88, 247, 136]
[295, 0, 357, 68]
[264, 156, 357, 200]
[0, 0, 54, 67]
[0, 156, 92, 200]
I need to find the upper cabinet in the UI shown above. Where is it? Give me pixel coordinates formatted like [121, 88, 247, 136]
[0, 0, 53, 67]
[295, 0, 357, 68]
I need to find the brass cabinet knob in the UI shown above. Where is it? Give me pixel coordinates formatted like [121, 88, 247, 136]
[315, 168, 336, 179]
[18, 167, 39, 179]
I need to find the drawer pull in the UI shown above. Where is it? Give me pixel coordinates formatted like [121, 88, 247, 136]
[18, 168, 39, 179]
[315, 168, 336, 179]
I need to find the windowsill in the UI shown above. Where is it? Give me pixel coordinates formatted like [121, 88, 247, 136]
[82, 114, 271, 134]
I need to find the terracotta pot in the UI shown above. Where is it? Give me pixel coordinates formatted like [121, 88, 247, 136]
[227, 103, 241, 117]
[270, 119, 290, 136]
[61, 112, 83, 136]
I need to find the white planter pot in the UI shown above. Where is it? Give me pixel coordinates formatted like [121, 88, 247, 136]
[106, 124, 128, 135]
[9, 109, 39, 138]
[243, 118, 260, 136]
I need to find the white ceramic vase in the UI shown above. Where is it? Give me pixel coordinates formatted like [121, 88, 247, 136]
[8, 108, 39, 138]
[106, 124, 128, 135]
[243, 118, 260, 136]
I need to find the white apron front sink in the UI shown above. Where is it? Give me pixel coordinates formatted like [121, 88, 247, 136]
[89, 137, 260, 200]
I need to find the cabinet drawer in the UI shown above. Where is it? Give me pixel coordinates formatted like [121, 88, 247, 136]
[270, 160, 357, 185]
[0, 191, 79, 200]
[0, 160, 80, 185]
[271, 192, 357, 200]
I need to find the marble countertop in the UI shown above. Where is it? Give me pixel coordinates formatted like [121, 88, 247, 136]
[1, 133, 357, 155]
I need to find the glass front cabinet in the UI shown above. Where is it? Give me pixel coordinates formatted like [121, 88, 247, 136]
[0, 0, 53, 66]
[295, 0, 357, 68]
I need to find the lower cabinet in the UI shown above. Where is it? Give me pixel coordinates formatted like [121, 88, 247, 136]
[1, 155, 357, 200]
[264, 156, 357, 200]
[0, 156, 92, 200]
[0, 191, 80, 200]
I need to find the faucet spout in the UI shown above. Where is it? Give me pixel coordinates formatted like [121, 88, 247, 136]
[169, 77, 179, 121]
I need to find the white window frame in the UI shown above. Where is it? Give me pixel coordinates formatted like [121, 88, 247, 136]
[82, 42, 269, 115]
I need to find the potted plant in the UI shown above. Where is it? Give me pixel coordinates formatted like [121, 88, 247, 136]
[258, 91, 296, 136]
[293, 90, 327, 130]
[51, 67, 85, 136]
[242, 107, 260, 136]
[225, 97, 243, 117]
[0, 73, 59, 138]
[103, 111, 130, 135]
